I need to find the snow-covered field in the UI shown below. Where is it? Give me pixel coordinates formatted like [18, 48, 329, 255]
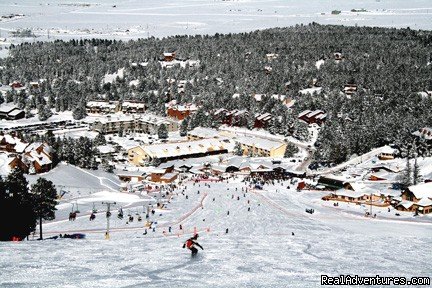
[0, 0, 431, 46]
[1, 177, 431, 287]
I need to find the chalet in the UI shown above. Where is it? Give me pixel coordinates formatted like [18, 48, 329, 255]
[401, 182, 432, 203]
[378, 146, 397, 160]
[86, 101, 120, 114]
[96, 145, 116, 160]
[23, 142, 54, 174]
[254, 113, 272, 129]
[0, 105, 25, 120]
[412, 127, 432, 143]
[150, 168, 167, 182]
[0, 134, 28, 153]
[9, 81, 23, 89]
[121, 101, 146, 114]
[343, 83, 358, 96]
[298, 110, 327, 125]
[231, 110, 248, 126]
[160, 172, 178, 183]
[266, 53, 279, 61]
[235, 137, 286, 158]
[29, 81, 40, 89]
[397, 182, 432, 214]
[163, 52, 176, 62]
[127, 138, 233, 165]
[317, 175, 347, 190]
[167, 104, 198, 120]
[214, 109, 248, 126]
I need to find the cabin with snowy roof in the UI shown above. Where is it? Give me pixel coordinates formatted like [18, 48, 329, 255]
[121, 101, 146, 114]
[399, 182, 432, 214]
[254, 113, 272, 129]
[298, 109, 327, 125]
[167, 104, 198, 120]
[0, 104, 25, 120]
[163, 52, 176, 62]
[86, 101, 120, 114]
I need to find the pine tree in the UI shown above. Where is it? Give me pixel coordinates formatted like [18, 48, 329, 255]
[180, 118, 189, 137]
[94, 133, 107, 146]
[234, 142, 243, 156]
[284, 143, 299, 158]
[398, 157, 412, 189]
[158, 124, 169, 139]
[412, 155, 422, 185]
[31, 178, 57, 240]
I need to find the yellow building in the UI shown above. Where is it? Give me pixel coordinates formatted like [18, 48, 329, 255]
[236, 137, 287, 158]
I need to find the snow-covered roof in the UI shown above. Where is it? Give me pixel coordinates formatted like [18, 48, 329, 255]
[299, 87, 322, 95]
[397, 200, 414, 209]
[161, 172, 178, 180]
[0, 104, 18, 114]
[253, 94, 265, 102]
[334, 190, 366, 198]
[188, 127, 219, 139]
[298, 110, 311, 118]
[97, 145, 115, 154]
[122, 101, 145, 109]
[115, 170, 146, 177]
[86, 101, 119, 109]
[142, 139, 233, 159]
[236, 137, 284, 152]
[26, 150, 52, 166]
[380, 146, 397, 154]
[416, 197, 432, 207]
[412, 127, 432, 140]
[407, 182, 432, 200]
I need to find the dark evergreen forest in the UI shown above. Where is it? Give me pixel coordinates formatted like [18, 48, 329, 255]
[1, 23, 431, 163]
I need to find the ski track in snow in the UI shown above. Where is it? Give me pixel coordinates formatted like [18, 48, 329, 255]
[2, 179, 430, 287]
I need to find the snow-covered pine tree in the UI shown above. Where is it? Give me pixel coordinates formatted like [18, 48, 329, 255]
[398, 157, 412, 189]
[179, 118, 189, 137]
[412, 155, 422, 185]
[234, 142, 243, 156]
[158, 124, 169, 139]
[284, 142, 299, 158]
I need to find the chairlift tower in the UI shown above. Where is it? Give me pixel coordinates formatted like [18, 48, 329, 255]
[102, 201, 116, 239]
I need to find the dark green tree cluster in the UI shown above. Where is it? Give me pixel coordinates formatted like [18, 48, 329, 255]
[0, 170, 57, 241]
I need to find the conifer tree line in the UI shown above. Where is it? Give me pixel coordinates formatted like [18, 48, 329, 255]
[1, 23, 431, 163]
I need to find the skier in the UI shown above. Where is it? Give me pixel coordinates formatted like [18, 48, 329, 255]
[183, 234, 204, 256]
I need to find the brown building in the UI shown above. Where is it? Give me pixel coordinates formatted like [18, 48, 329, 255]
[167, 104, 198, 120]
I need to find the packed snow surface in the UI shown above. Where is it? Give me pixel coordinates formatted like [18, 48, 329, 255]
[0, 0, 431, 44]
[1, 177, 431, 287]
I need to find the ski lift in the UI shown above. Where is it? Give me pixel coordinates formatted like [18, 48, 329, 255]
[92, 202, 98, 213]
[74, 201, 80, 214]
[117, 207, 124, 219]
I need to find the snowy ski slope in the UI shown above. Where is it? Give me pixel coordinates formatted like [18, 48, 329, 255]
[1, 177, 431, 287]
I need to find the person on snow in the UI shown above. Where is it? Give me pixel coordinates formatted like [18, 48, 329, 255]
[183, 234, 204, 256]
